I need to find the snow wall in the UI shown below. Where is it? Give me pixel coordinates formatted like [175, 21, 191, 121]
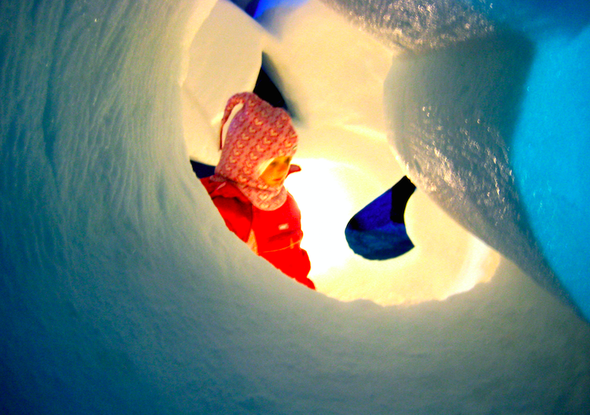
[1, 0, 589, 414]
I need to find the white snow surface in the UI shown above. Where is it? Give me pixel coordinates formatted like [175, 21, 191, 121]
[1, 0, 589, 414]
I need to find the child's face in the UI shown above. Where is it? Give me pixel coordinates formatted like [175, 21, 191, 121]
[260, 156, 292, 187]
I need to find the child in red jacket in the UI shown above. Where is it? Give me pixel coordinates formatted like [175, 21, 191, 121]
[201, 92, 315, 289]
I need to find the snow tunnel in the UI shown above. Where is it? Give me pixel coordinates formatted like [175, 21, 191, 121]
[1, 0, 589, 413]
[181, 0, 504, 305]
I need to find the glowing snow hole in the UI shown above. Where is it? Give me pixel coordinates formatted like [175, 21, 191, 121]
[285, 159, 501, 306]
[180, 0, 500, 306]
[189, 159, 500, 306]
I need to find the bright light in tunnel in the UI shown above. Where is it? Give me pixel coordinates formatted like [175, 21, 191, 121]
[285, 159, 371, 274]
[284, 158, 501, 306]
[180, 0, 502, 307]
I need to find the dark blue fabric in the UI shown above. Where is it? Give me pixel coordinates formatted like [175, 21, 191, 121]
[345, 177, 416, 260]
[190, 160, 216, 179]
[345, 220, 414, 260]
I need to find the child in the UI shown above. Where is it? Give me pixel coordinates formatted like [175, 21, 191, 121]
[201, 92, 315, 290]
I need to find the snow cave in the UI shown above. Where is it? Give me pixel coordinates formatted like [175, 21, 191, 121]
[1, 0, 589, 413]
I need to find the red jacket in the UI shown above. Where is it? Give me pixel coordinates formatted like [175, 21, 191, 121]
[201, 177, 314, 289]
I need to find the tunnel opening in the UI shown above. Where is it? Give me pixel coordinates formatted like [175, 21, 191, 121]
[181, 0, 502, 307]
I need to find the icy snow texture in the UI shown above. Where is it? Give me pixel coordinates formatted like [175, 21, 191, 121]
[0, 0, 589, 414]
[328, 0, 590, 320]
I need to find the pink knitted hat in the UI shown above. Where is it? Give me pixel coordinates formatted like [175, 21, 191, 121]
[213, 92, 298, 210]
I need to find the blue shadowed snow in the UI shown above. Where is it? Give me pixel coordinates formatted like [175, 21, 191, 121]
[468, 0, 590, 37]
[1, 0, 590, 413]
[381, 1, 590, 320]
[513, 27, 590, 321]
